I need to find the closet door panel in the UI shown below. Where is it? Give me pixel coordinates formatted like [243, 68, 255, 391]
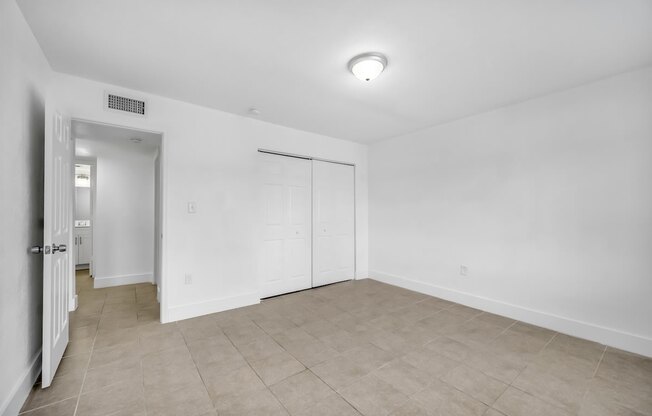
[313, 160, 355, 287]
[260, 153, 312, 297]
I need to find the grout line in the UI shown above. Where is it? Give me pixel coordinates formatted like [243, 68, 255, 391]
[178, 322, 218, 413]
[17, 396, 77, 415]
[507, 331, 559, 388]
[592, 345, 608, 378]
[73, 278, 101, 416]
[304, 367, 364, 415]
[220, 322, 294, 414]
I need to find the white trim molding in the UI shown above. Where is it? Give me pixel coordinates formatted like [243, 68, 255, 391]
[165, 292, 260, 323]
[0, 350, 41, 416]
[355, 270, 370, 280]
[93, 273, 153, 289]
[68, 294, 79, 312]
[370, 270, 652, 358]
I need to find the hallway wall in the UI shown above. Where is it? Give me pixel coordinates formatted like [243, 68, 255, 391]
[0, 0, 52, 414]
[76, 138, 157, 288]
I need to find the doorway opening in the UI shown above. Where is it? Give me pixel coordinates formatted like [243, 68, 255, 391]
[72, 119, 164, 312]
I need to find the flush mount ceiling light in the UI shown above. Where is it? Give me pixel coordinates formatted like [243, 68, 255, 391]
[348, 52, 387, 82]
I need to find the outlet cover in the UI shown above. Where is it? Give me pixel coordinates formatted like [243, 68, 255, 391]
[460, 265, 469, 276]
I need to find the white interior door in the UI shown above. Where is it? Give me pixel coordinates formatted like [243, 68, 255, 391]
[260, 153, 312, 297]
[312, 160, 355, 287]
[42, 111, 72, 387]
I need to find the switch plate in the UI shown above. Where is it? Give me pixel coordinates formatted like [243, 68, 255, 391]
[460, 265, 468, 276]
[184, 274, 192, 285]
[187, 202, 197, 214]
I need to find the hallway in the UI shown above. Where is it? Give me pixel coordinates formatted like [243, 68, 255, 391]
[21, 271, 160, 414]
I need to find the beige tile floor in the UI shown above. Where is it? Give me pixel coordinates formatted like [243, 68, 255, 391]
[20, 270, 652, 416]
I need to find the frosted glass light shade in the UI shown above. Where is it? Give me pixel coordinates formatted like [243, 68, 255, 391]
[348, 53, 387, 82]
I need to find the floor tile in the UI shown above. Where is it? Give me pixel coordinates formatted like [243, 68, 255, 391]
[21, 372, 83, 412]
[493, 387, 573, 416]
[513, 360, 593, 414]
[22, 272, 652, 416]
[250, 350, 306, 385]
[201, 363, 266, 405]
[17, 397, 77, 416]
[440, 364, 508, 405]
[373, 358, 430, 396]
[76, 379, 146, 416]
[55, 353, 90, 377]
[401, 347, 458, 378]
[144, 381, 213, 416]
[343, 343, 396, 373]
[82, 358, 142, 393]
[411, 379, 488, 416]
[339, 374, 409, 416]
[238, 334, 286, 362]
[293, 392, 361, 416]
[138, 327, 186, 354]
[213, 387, 289, 416]
[63, 338, 94, 357]
[190, 338, 246, 370]
[311, 355, 369, 391]
[270, 369, 334, 414]
[283, 338, 340, 368]
[177, 316, 223, 343]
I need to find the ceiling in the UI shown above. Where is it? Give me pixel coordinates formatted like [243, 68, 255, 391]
[73, 120, 161, 157]
[19, 0, 652, 143]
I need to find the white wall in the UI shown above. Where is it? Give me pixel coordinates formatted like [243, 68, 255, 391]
[369, 67, 652, 356]
[50, 73, 369, 322]
[0, 0, 51, 414]
[76, 138, 157, 288]
[75, 187, 91, 220]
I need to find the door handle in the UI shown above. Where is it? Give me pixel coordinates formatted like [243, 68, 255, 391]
[52, 244, 67, 253]
[30, 245, 51, 254]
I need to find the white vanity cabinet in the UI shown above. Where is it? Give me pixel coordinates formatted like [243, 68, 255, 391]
[74, 226, 92, 266]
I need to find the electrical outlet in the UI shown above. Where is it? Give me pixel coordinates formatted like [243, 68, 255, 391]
[460, 265, 469, 276]
[187, 202, 197, 214]
[184, 274, 192, 285]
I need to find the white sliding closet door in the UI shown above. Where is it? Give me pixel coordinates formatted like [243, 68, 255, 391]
[313, 160, 355, 287]
[260, 153, 312, 298]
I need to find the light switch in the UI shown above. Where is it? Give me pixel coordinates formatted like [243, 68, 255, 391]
[187, 202, 197, 214]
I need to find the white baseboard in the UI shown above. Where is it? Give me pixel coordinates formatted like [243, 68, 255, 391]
[165, 292, 260, 323]
[355, 270, 370, 280]
[68, 294, 78, 312]
[0, 350, 41, 416]
[370, 270, 652, 358]
[93, 273, 153, 288]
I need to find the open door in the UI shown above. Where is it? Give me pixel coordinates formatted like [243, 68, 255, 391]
[41, 111, 73, 387]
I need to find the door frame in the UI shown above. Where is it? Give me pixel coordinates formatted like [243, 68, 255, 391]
[257, 149, 357, 295]
[71, 118, 168, 323]
[71, 156, 96, 310]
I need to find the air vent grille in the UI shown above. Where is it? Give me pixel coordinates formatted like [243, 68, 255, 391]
[106, 93, 146, 115]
